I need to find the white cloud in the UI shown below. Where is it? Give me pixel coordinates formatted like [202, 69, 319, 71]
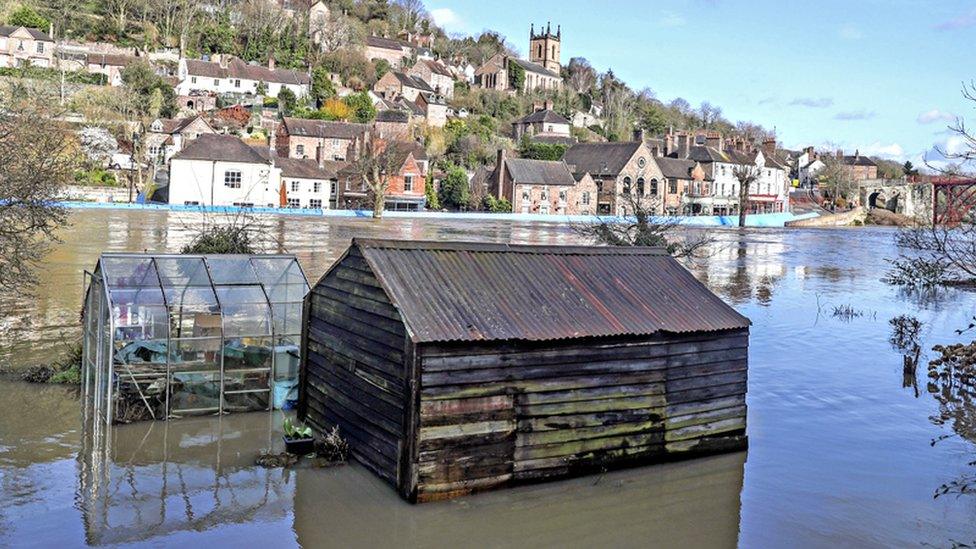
[659, 11, 687, 28]
[858, 142, 905, 159]
[916, 109, 956, 124]
[839, 25, 863, 40]
[430, 8, 464, 33]
[789, 97, 833, 108]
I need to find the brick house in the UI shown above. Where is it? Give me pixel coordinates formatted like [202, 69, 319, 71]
[336, 141, 427, 211]
[364, 36, 414, 69]
[490, 150, 597, 215]
[840, 151, 878, 181]
[562, 141, 661, 215]
[0, 25, 55, 68]
[654, 156, 710, 215]
[275, 117, 369, 162]
[407, 58, 455, 98]
[373, 71, 433, 102]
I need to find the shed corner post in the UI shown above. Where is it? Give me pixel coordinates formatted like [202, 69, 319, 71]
[398, 337, 421, 502]
[297, 283, 314, 422]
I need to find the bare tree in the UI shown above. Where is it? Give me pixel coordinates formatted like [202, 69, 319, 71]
[353, 134, 405, 219]
[566, 57, 597, 95]
[104, 0, 134, 31]
[733, 164, 759, 228]
[0, 83, 78, 296]
[315, 11, 357, 53]
[574, 193, 713, 258]
[391, 0, 428, 33]
[817, 153, 859, 205]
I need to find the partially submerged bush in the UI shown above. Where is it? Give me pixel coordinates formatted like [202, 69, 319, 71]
[882, 257, 950, 288]
[181, 225, 254, 254]
[889, 314, 923, 352]
[315, 426, 349, 463]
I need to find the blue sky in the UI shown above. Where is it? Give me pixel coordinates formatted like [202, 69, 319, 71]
[426, 0, 976, 167]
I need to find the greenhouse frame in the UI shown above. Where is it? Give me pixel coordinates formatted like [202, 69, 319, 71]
[81, 253, 310, 425]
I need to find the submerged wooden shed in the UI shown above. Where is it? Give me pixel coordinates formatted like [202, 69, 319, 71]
[299, 239, 751, 502]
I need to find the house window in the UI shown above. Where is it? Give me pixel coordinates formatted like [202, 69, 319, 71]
[214, 79, 220, 86]
[404, 175, 414, 192]
[191, 76, 197, 84]
[296, 144, 305, 156]
[541, 189, 548, 201]
[344, 180, 351, 191]
[333, 138, 340, 147]
[581, 192, 590, 205]
[669, 179, 677, 194]
[291, 181, 299, 192]
[313, 181, 322, 193]
[234, 79, 241, 88]
[636, 178, 645, 196]
[596, 180, 603, 193]
[650, 178, 658, 195]
[522, 190, 530, 201]
[622, 177, 632, 195]
[558, 190, 567, 202]
[287, 198, 300, 208]
[309, 199, 322, 209]
[36, 42, 44, 54]
[224, 170, 242, 188]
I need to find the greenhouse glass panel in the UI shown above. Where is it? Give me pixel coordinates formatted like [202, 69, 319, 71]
[81, 253, 309, 427]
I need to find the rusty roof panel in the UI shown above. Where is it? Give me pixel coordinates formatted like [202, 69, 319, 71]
[350, 239, 750, 344]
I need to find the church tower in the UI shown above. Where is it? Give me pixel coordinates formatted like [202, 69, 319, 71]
[529, 22, 561, 74]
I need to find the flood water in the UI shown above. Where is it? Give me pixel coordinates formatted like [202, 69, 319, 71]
[2, 209, 976, 547]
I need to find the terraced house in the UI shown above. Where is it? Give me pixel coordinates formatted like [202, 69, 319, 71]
[490, 150, 597, 215]
[176, 54, 310, 98]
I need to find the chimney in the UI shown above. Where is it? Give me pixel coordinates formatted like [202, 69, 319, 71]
[705, 133, 722, 150]
[763, 138, 776, 156]
[544, 99, 554, 111]
[677, 134, 690, 159]
[633, 128, 646, 142]
[48, 22, 54, 39]
[836, 149, 844, 159]
[268, 55, 276, 70]
[496, 148, 506, 198]
[316, 141, 324, 168]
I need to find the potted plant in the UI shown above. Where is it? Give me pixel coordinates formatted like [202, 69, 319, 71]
[283, 417, 315, 455]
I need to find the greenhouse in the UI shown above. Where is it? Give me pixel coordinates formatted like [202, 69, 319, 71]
[81, 253, 310, 425]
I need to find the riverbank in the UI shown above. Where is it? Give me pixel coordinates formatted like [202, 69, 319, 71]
[59, 200, 820, 228]
[786, 207, 915, 228]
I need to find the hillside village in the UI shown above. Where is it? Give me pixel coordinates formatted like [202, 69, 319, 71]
[0, 0, 906, 216]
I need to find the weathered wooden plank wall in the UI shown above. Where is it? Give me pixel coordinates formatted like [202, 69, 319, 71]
[412, 330, 748, 500]
[302, 247, 407, 485]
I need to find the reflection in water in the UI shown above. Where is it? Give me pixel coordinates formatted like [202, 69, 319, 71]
[70, 403, 744, 548]
[293, 452, 746, 548]
[78, 412, 290, 546]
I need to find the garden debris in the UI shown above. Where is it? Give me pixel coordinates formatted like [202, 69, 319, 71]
[256, 452, 299, 468]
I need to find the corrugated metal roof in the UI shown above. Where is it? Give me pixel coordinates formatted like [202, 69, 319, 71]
[346, 239, 750, 344]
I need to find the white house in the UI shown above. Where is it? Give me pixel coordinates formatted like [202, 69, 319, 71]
[269, 155, 341, 210]
[168, 134, 280, 207]
[797, 150, 825, 187]
[176, 54, 310, 99]
[752, 150, 791, 214]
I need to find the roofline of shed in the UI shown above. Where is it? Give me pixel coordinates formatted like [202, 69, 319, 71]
[352, 238, 669, 256]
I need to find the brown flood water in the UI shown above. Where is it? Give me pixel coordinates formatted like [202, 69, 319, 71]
[2, 209, 976, 547]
